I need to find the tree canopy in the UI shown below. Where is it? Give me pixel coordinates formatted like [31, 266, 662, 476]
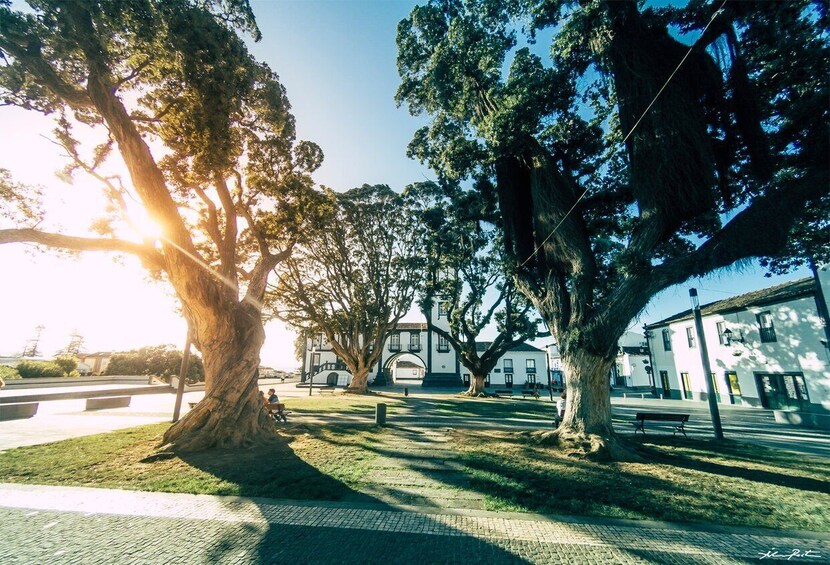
[0, 0, 322, 450]
[397, 0, 829, 453]
[106, 344, 204, 383]
[270, 184, 423, 392]
[408, 181, 544, 395]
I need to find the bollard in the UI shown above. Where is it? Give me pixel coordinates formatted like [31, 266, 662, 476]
[641, 393, 645, 399]
[404, 387, 409, 397]
[623, 393, 627, 399]
[375, 403, 387, 425]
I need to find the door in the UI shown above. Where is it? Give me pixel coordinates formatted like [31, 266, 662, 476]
[725, 371, 741, 404]
[756, 373, 810, 410]
[504, 373, 513, 388]
[659, 371, 671, 399]
[681, 372, 693, 399]
[711, 373, 721, 403]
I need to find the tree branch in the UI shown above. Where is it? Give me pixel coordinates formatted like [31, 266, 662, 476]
[0, 16, 93, 110]
[600, 173, 829, 344]
[0, 228, 162, 266]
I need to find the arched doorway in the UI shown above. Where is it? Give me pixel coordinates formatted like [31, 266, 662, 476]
[383, 352, 426, 384]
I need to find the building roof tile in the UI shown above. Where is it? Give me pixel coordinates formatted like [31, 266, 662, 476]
[394, 322, 428, 330]
[646, 278, 814, 328]
[475, 341, 544, 352]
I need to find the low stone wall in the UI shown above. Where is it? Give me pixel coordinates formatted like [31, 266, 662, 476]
[2, 375, 157, 389]
[0, 402, 38, 420]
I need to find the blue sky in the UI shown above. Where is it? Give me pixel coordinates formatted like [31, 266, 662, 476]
[0, 0, 811, 364]
[245, 1, 811, 330]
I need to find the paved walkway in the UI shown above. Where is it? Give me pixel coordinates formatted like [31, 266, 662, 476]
[0, 483, 827, 564]
[2, 383, 829, 563]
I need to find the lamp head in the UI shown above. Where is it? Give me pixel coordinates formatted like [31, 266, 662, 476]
[689, 288, 700, 309]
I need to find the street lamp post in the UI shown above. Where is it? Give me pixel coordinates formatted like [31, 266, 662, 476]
[642, 325, 657, 397]
[309, 341, 315, 397]
[172, 329, 192, 423]
[689, 288, 724, 440]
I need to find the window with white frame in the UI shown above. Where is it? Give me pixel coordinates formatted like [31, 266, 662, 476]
[526, 359, 536, 373]
[437, 335, 450, 352]
[662, 329, 671, 351]
[686, 327, 696, 348]
[389, 333, 401, 351]
[438, 302, 449, 317]
[757, 311, 777, 343]
[716, 322, 728, 345]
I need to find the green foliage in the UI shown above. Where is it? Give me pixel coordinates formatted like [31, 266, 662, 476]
[0, 0, 321, 307]
[407, 180, 544, 375]
[0, 168, 42, 226]
[53, 356, 78, 376]
[270, 185, 424, 376]
[0, 365, 21, 381]
[16, 360, 64, 379]
[396, 0, 829, 356]
[105, 345, 204, 383]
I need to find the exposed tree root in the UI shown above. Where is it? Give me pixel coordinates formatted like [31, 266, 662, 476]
[458, 390, 496, 398]
[527, 428, 646, 463]
[161, 403, 278, 453]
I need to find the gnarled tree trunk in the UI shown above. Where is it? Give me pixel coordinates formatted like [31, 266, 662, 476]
[559, 350, 614, 436]
[346, 366, 371, 393]
[163, 303, 274, 451]
[462, 374, 489, 396]
[544, 348, 638, 461]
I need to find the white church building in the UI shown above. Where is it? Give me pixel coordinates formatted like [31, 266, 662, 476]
[299, 301, 547, 390]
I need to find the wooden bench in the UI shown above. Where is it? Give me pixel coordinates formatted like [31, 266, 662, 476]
[494, 389, 513, 396]
[0, 402, 39, 421]
[632, 412, 689, 438]
[318, 387, 336, 394]
[85, 396, 131, 411]
[268, 403, 289, 423]
[521, 389, 540, 399]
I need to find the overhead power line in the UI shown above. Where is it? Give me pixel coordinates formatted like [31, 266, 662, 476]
[519, 0, 729, 269]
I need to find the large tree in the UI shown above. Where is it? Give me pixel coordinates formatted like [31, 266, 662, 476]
[270, 185, 423, 393]
[0, 0, 322, 450]
[408, 181, 544, 396]
[397, 0, 829, 457]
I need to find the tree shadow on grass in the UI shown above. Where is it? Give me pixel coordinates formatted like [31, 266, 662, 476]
[630, 437, 830, 495]
[172, 425, 531, 564]
[446, 431, 830, 531]
[175, 429, 377, 502]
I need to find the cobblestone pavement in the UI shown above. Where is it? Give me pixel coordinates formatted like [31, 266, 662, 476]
[1, 484, 828, 564]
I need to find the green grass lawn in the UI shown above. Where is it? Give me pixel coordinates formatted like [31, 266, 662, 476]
[0, 422, 384, 502]
[1, 398, 827, 532]
[284, 392, 557, 420]
[455, 430, 830, 532]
